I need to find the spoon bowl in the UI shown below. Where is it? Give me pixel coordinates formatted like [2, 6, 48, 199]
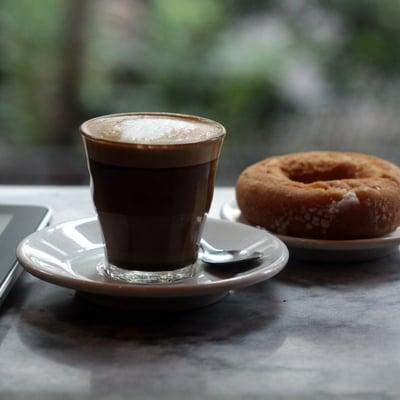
[199, 239, 264, 265]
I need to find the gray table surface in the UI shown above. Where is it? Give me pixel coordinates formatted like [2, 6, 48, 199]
[0, 186, 399, 400]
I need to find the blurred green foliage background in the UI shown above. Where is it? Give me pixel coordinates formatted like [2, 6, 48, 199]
[0, 0, 399, 183]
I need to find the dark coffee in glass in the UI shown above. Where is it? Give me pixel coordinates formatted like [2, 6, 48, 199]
[80, 112, 225, 283]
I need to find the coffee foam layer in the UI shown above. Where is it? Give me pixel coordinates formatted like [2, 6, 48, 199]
[86, 115, 223, 145]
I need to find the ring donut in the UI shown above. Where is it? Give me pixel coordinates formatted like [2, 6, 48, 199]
[236, 151, 400, 239]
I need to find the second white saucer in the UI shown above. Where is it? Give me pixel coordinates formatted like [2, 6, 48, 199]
[221, 201, 400, 263]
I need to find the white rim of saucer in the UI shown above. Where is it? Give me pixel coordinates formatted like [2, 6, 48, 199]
[16, 217, 289, 297]
[220, 201, 400, 251]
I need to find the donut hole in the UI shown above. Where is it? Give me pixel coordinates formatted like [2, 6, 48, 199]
[286, 164, 357, 183]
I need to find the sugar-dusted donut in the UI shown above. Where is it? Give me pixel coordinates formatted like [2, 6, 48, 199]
[236, 151, 400, 239]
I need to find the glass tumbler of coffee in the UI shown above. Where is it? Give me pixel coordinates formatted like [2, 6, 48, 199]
[80, 112, 225, 284]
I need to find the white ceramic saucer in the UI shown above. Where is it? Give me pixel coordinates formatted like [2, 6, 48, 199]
[221, 201, 400, 263]
[16, 217, 288, 311]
